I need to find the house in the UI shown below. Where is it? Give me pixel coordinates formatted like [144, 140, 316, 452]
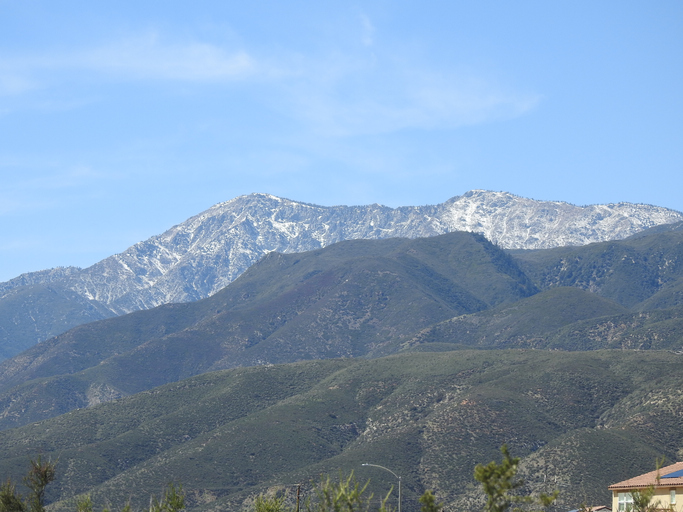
[608, 461, 683, 512]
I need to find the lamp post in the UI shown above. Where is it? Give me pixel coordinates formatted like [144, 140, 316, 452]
[361, 463, 401, 512]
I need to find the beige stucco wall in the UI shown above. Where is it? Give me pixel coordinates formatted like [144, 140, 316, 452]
[611, 487, 683, 512]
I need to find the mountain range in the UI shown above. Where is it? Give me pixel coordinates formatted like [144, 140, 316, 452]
[1, 191, 683, 512]
[1, 221, 682, 432]
[1, 190, 682, 360]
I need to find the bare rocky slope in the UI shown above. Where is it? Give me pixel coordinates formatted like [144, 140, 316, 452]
[0, 190, 681, 359]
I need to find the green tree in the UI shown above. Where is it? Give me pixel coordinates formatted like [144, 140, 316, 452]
[630, 459, 665, 512]
[24, 457, 56, 512]
[74, 495, 94, 512]
[0, 480, 25, 512]
[474, 445, 558, 512]
[75, 484, 182, 512]
[418, 490, 442, 512]
[629, 487, 659, 512]
[0, 457, 56, 512]
[305, 471, 391, 512]
[2, 459, 184, 512]
[149, 483, 185, 512]
[254, 494, 291, 512]
[627, 457, 669, 512]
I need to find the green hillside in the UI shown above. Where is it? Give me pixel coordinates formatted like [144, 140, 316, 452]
[512, 229, 683, 309]
[636, 278, 683, 311]
[0, 232, 538, 430]
[2, 229, 683, 433]
[404, 287, 629, 349]
[0, 350, 679, 512]
[0, 229, 682, 512]
[545, 304, 683, 350]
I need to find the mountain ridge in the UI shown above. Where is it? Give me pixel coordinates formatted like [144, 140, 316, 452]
[1, 227, 683, 431]
[1, 190, 681, 360]
[0, 221, 681, 511]
[0, 231, 540, 429]
[8, 190, 682, 312]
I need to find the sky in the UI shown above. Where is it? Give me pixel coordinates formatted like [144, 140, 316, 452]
[1, 1, 682, 282]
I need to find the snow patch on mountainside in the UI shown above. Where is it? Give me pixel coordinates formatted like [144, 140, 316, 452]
[11, 191, 683, 315]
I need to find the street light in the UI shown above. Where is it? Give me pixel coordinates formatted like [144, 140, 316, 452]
[361, 463, 401, 512]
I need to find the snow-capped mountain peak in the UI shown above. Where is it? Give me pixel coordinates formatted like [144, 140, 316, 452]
[4, 190, 682, 316]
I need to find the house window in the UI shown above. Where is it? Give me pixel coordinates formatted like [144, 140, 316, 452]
[618, 493, 633, 511]
[671, 489, 676, 505]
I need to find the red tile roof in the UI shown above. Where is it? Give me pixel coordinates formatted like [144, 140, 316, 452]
[609, 462, 683, 490]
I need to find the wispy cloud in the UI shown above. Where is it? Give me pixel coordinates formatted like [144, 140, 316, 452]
[279, 54, 541, 137]
[0, 166, 119, 215]
[78, 33, 255, 81]
[0, 29, 540, 136]
[0, 73, 36, 96]
[360, 14, 375, 47]
[0, 32, 256, 92]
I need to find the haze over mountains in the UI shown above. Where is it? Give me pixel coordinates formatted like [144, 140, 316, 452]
[1, 190, 682, 360]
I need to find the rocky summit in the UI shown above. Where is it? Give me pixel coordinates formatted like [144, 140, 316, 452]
[0, 190, 681, 359]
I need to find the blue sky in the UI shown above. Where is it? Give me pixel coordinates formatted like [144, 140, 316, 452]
[1, 1, 682, 281]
